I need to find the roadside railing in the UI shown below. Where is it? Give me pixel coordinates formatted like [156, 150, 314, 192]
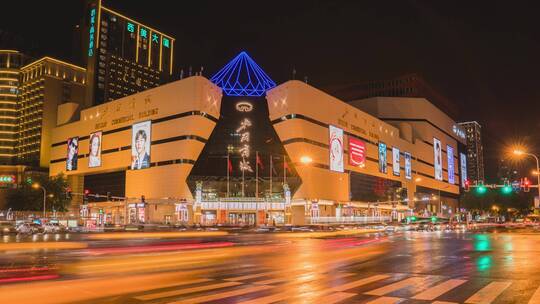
[308, 216, 392, 225]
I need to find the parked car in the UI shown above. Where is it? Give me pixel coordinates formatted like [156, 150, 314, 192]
[43, 223, 67, 233]
[0, 221, 16, 234]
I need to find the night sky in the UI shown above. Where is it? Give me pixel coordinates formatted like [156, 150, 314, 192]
[1, 1, 539, 180]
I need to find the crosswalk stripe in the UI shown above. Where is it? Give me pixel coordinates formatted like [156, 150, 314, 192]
[529, 285, 540, 304]
[225, 271, 282, 281]
[366, 296, 404, 304]
[465, 281, 512, 304]
[169, 284, 273, 304]
[432, 301, 459, 304]
[365, 276, 429, 296]
[331, 274, 390, 292]
[134, 281, 241, 301]
[254, 272, 354, 285]
[318, 292, 357, 304]
[412, 279, 467, 300]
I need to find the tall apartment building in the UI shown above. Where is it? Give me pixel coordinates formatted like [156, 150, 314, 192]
[458, 121, 484, 183]
[0, 50, 27, 165]
[82, 0, 175, 106]
[18, 57, 87, 167]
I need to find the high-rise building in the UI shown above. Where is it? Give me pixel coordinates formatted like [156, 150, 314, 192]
[458, 121, 484, 183]
[0, 50, 27, 165]
[18, 57, 87, 167]
[82, 0, 175, 106]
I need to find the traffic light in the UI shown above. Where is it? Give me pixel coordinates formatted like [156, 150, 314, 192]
[141, 195, 146, 203]
[431, 216, 437, 223]
[26, 177, 32, 185]
[523, 178, 531, 193]
[501, 180, 512, 194]
[65, 187, 72, 199]
[476, 181, 487, 195]
[106, 191, 112, 201]
[464, 179, 470, 192]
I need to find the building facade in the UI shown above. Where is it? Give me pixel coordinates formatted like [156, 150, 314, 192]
[18, 57, 87, 168]
[458, 121, 484, 184]
[83, 0, 175, 106]
[0, 50, 27, 165]
[49, 52, 465, 227]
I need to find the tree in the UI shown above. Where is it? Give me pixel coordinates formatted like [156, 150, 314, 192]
[7, 174, 71, 212]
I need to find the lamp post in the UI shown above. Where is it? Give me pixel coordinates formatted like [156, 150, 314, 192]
[32, 183, 46, 218]
[513, 149, 540, 208]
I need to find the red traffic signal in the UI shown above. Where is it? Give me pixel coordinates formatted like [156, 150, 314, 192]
[84, 189, 90, 195]
[523, 178, 531, 192]
[464, 179, 470, 192]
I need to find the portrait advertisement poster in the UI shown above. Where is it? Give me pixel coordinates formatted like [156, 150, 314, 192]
[329, 125, 344, 172]
[66, 137, 79, 171]
[447, 145, 455, 184]
[131, 121, 152, 170]
[392, 147, 400, 176]
[433, 138, 443, 181]
[460, 152, 467, 187]
[378, 142, 387, 173]
[88, 131, 102, 168]
[348, 136, 366, 168]
[404, 152, 412, 180]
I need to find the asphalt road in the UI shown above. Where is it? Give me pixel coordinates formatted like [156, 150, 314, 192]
[1, 227, 540, 304]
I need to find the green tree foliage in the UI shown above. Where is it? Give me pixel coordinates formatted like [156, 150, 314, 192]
[6, 174, 70, 212]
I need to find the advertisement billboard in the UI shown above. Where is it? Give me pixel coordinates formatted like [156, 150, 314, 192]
[433, 138, 443, 181]
[66, 137, 79, 171]
[378, 142, 387, 173]
[88, 131, 102, 168]
[447, 145, 455, 184]
[329, 125, 344, 172]
[460, 152, 467, 187]
[348, 136, 366, 168]
[404, 152, 412, 180]
[392, 147, 400, 176]
[131, 121, 152, 170]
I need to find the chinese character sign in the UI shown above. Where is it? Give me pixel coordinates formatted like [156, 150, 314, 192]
[87, 8, 96, 57]
[348, 136, 366, 168]
[329, 125, 344, 172]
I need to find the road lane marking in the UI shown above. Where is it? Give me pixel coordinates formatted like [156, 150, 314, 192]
[331, 274, 391, 292]
[465, 281, 512, 304]
[171, 284, 273, 304]
[254, 272, 354, 285]
[366, 296, 404, 304]
[412, 279, 467, 300]
[134, 281, 241, 301]
[432, 301, 459, 304]
[365, 277, 429, 296]
[529, 285, 540, 304]
[318, 292, 357, 304]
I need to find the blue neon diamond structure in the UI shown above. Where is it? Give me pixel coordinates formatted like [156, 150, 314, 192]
[210, 51, 276, 97]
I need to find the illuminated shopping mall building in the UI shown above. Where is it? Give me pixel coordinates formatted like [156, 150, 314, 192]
[49, 52, 468, 226]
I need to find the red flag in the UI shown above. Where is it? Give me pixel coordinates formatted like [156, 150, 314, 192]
[284, 158, 291, 173]
[228, 157, 233, 173]
[256, 153, 264, 170]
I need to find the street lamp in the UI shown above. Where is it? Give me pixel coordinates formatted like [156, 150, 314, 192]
[513, 149, 540, 208]
[300, 155, 313, 164]
[32, 183, 47, 218]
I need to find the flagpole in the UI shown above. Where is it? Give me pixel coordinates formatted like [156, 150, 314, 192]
[284, 154, 287, 185]
[242, 160, 245, 197]
[227, 153, 230, 198]
[256, 151, 259, 198]
[269, 155, 273, 197]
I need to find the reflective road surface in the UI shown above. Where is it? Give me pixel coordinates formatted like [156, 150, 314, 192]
[1, 227, 540, 304]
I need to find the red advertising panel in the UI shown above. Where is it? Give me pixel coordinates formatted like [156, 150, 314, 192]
[349, 137, 366, 168]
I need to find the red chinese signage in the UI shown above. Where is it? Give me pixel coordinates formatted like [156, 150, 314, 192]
[349, 137, 366, 167]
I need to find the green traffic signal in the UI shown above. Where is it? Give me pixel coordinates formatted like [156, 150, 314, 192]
[476, 185, 487, 194]
[431, 216, 437, 223]
[501, 185, 512, 194]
